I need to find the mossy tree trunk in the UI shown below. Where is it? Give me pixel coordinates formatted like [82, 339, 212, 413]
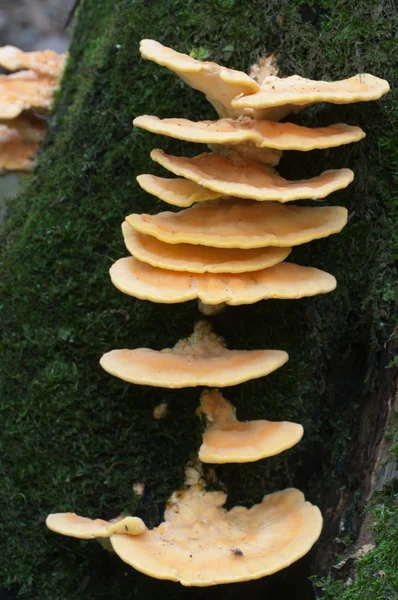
[1, 1, 397, 599]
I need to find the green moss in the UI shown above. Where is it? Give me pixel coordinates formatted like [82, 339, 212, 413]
[0, 0, 397, 598]
[317, 488, 398, 599]
[315, 412, 398, 599]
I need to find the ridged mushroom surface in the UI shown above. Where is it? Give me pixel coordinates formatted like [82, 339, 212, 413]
[100, 321, 288, 388]
[199, 390, 303, 463]
[109, 257, 336, 305]
[122, 221, 291, 273]
[127, 198, 348, 249]
[134, 115, 365, 151]
[150, 149, 354, 202]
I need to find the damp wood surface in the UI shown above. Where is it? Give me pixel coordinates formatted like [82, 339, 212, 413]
[0, 0, 397, 599]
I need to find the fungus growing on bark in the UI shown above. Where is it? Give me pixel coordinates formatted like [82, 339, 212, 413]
[134, 115, 365, 151]
[198, 390, 304, 464]
[47, 483, 322, 587]
[100, 320, 288, 388]
[0, 112, 47, 173]
[231, 73, 390, 113]
[140, 39, 259, 118]
[139, 39, 389, 122]
[136, 174, 223, 207]
[140, 40, 390, 120]
[126, 198, 347, 248]
[0, 70, 55, 118]
[0, 127, 39, 172]
[0, 46, 66, 78]
[122, 221, 291, 273]
[111, 485, 322, 586]
[46, 37, 390, 588]
[109, 256, 336, 306]
[0, 112, 47, 143]
[0, 46, 65, 173]
[150, 149, 354, 202]
[46, 513, 146, 539]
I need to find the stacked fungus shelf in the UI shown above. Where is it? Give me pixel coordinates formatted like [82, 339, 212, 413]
[0, 46, 65, 173]
[46, 40, 389, 587]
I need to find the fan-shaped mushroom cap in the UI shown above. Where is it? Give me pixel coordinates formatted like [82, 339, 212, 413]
[140, 39, 259, 118]
[47, 484, 322, 586]
[198, 390, 303, 463]
[0, 70, 55, 118]
[134, 115, 365, 151]
[109, 256, 336, 306]
[0, 46, 66, 78]
[100, 320, 288, 388]
[0, 127, 38, 172]
[110, 485, 322, 586]
[46, 513, 146, 539]
[137, 174, 223, 207]
[127, 198, 347, 249]
[232, 73, 390, 112]
[150, 149, 354, 202]
[121, 221, 291, 273]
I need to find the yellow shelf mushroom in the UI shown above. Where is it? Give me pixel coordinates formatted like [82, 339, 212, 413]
[140, 39, 389, 121]
[0, 46, 66, 79]
[140, 39, 259, 119]
[46, 513, 146, 539]
[46, 38, 390, 587]
[109, 256, 336, 306]
[47, 483, 322, 587]
[198, 390, 304, 464]
[150, 149, 354, 202]
[126, 198, 347, 249]
[136, 174, 223, 207]
[0, 45, 65, 173]
[231, 73, 390, 112]
[0, 70, 55, 119]
[122, 221, 291, 273]
[134, 115, 366, 151]
[100, 320, 288, 388]
[0, 127, 39, 172]
[134, 113, 365, 166]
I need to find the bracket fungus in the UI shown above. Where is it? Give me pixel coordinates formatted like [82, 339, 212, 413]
[47, 39, 389, 588]
[0, 46, 65, 173]
[0, 70, 56, 119]
[136, 174, 223, 207]
[100, 320, 288, 388]
[150, 149, 354, 202]
[231, 73, 390, 113]
[46, 513, 146, 539]
[134, 115, 366, 151]
[140, 39, 259, 119]
[0, 128, 38, 173]
[122, 221, 291, 273]
[0, 46, 66, 79]
[139, 39, 389, 121]
[126, 198, 348, 249]
[109, 256, 336, 306]
[47, 482, 322, 587]
[198, 390, 304, 464]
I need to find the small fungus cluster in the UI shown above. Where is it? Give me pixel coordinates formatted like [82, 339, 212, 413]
[47, 41, 389, 586]
[0, 46, 66, 173]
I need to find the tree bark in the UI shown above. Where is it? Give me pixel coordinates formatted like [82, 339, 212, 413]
[1, 1, 397, 599]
